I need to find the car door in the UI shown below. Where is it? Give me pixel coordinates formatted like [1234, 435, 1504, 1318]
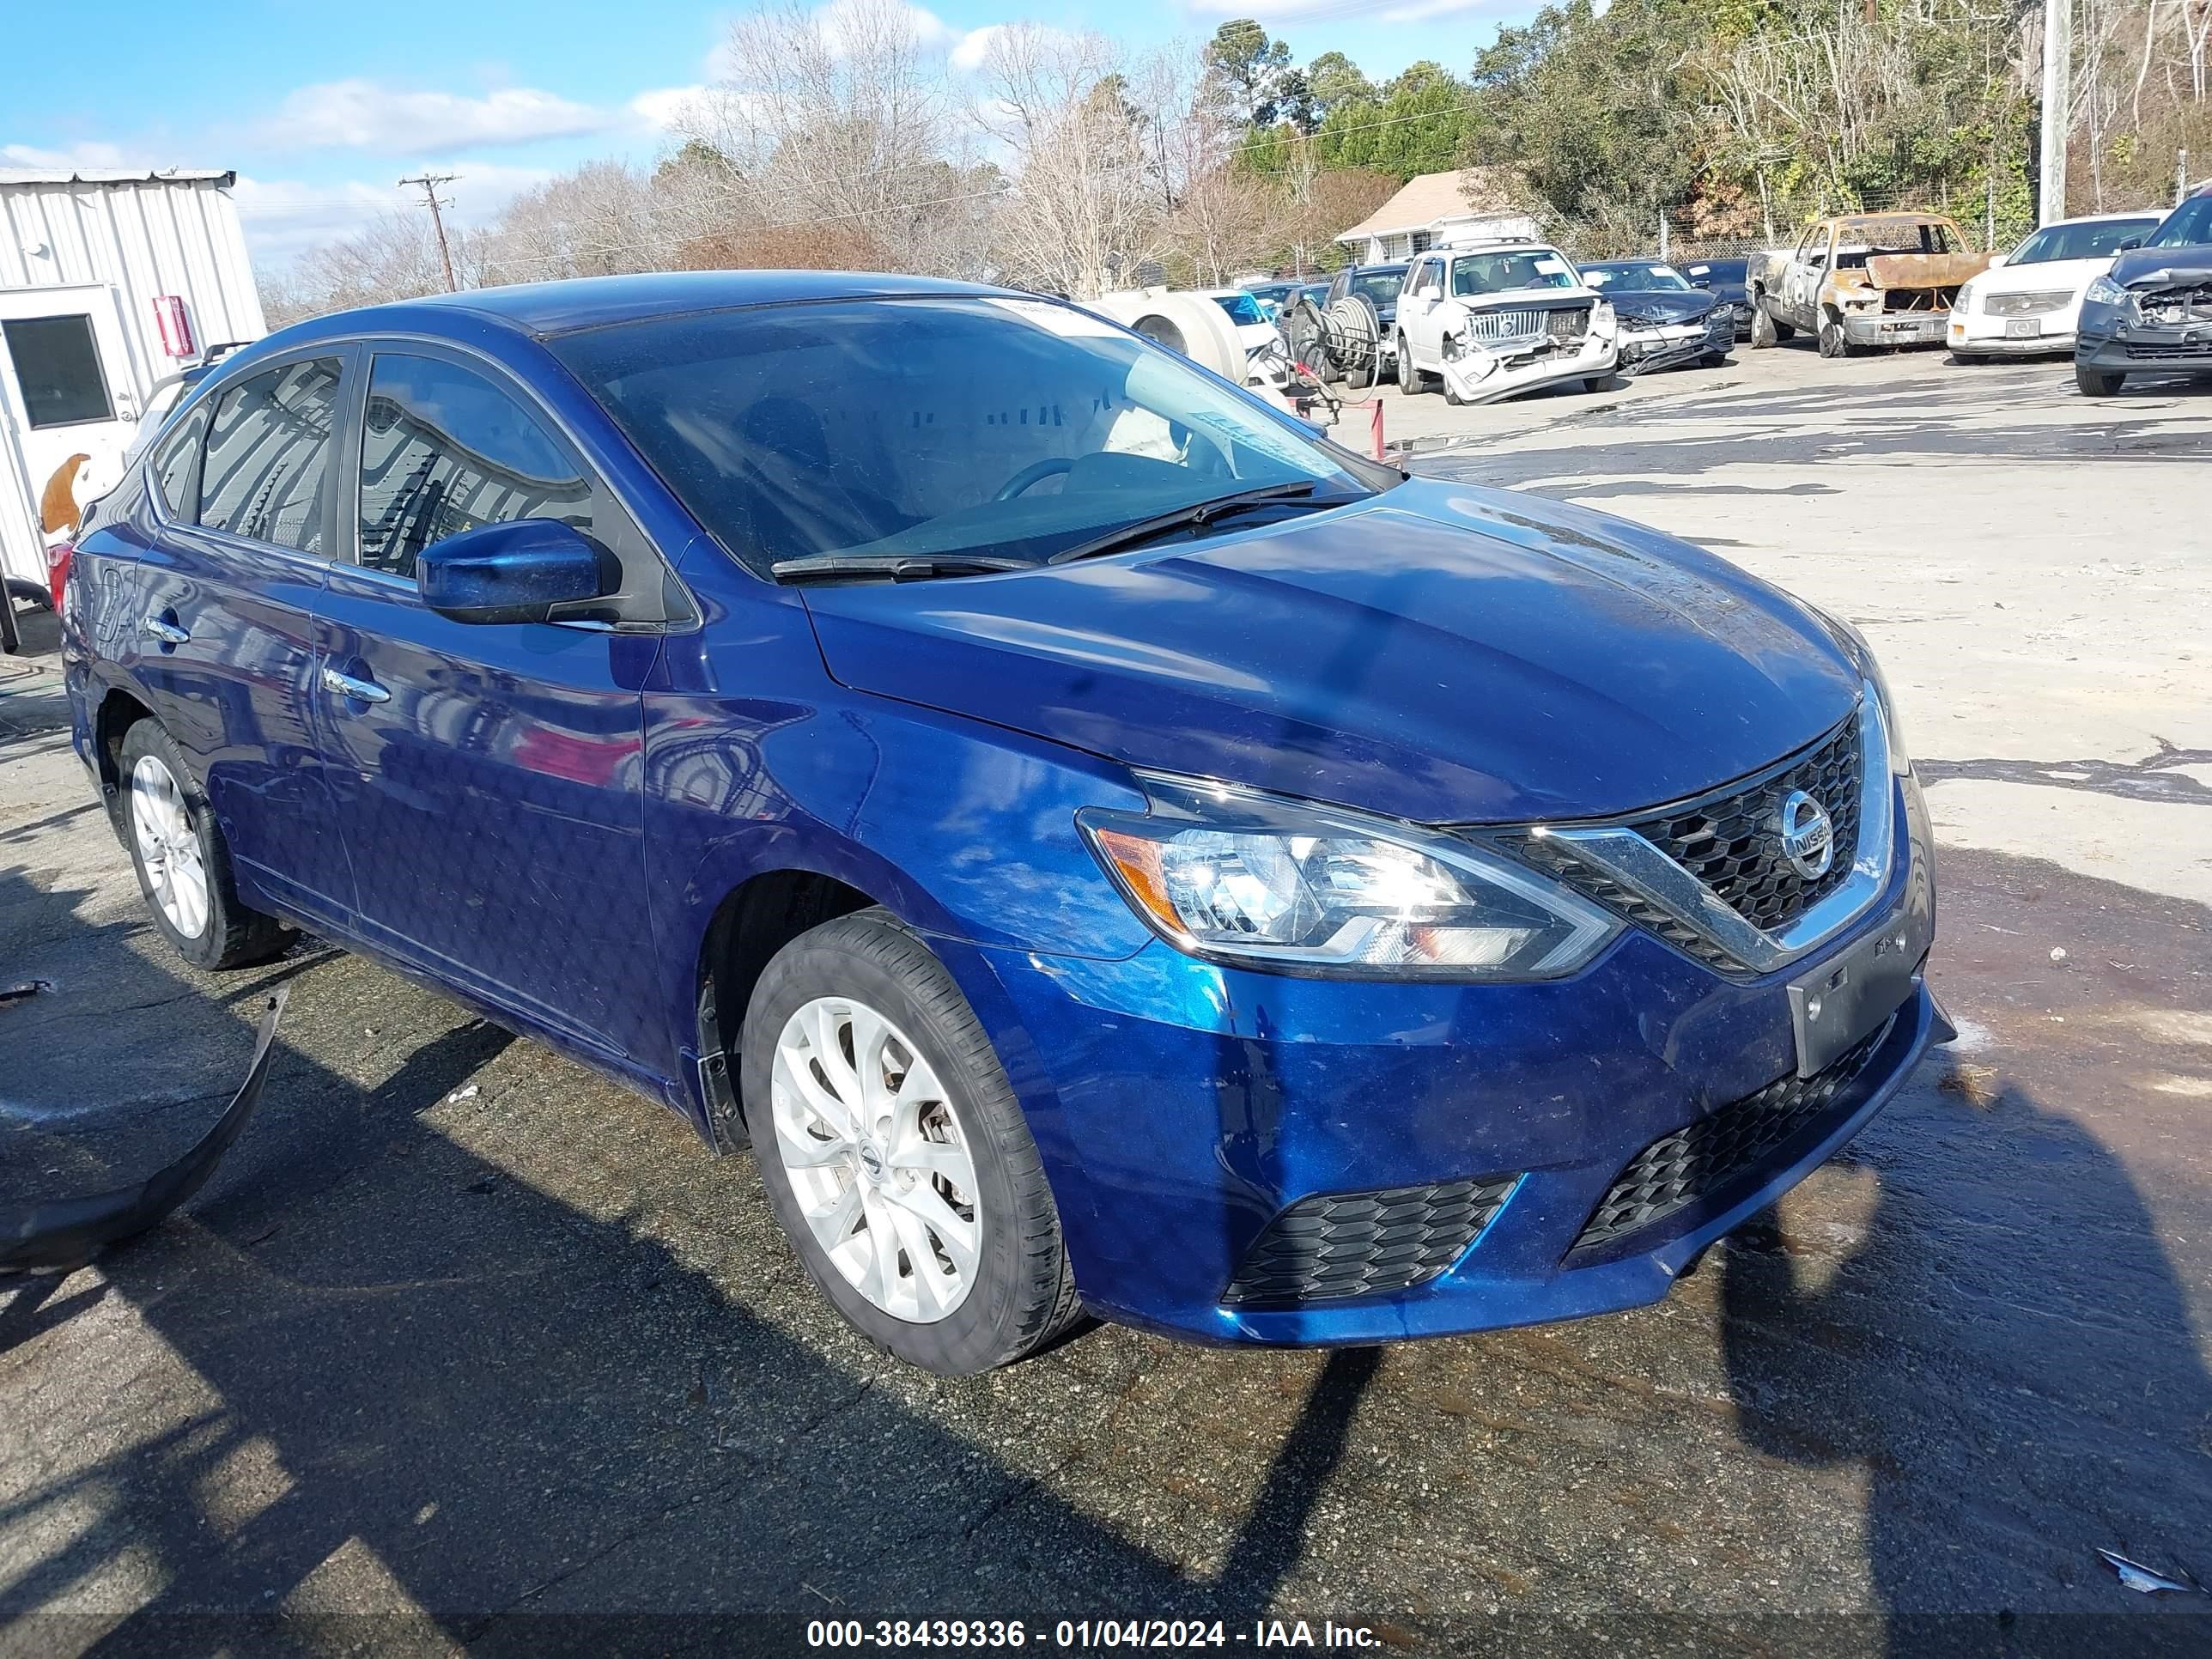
[1401, 257, 1444, 364]
[127, 349, 358, 923]
[313, 342, 674, 1063]
[1784, 228, 1829, 328]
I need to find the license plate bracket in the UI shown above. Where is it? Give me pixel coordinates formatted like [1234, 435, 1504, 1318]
[1787, 905, 1924, 1077]
[2005, 318, 2043, 338]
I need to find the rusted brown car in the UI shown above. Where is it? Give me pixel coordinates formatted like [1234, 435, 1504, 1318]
[1747, 213, 1994, 357]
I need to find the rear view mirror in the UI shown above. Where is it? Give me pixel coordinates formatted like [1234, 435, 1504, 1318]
[416, 518, 615, 626]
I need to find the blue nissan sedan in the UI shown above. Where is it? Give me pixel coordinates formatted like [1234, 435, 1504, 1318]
[61, 272, 1945, 1375]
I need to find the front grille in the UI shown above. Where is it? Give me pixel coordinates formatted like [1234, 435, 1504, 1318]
[1628, 715, 1863, 935]
[2125, 338, 2212, 360]
[1985, 289, 2071, 317]
[1507, 833, 1738, 972]
[2140, 283, 2212, 326]
[1221, 1175, 1518, 1307]
[1465, 307, 1547, 343]
[1569, 1019, 1894, 1257]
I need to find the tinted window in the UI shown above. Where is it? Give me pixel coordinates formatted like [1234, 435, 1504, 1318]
[149, 408, 207, 519]
[3, 314, 113, 428]
[2148, 196, 2212, 247]
[2010, 218, 2160, 263]
[198, 357, 343, 553]
[358, 353, 592, 580]
[551, 295, 1371, 576]
[1350, 270, 1405, 307]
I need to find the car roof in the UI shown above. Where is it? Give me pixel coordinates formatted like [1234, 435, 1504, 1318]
[1344, 262, 1409, 274]
[279, 270, 1007, 346]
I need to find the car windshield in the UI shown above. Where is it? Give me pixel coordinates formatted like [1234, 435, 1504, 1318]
[1683, 259, 1746, 284]
[1449, 250, 1580, 295]
[2010, 219, 2162, 263]
[1212, 292, 1267, 325]
[1582, 263, 1693, 293]
[1349, 270, 1405, 306]
[551, 295, 1376, 578]
[2147, 196, 2212, 247]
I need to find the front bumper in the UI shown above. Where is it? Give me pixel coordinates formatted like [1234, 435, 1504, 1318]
[1617, 313, 1734, 374]
[1844, 311, 1950, 347]
[2076, 325, 2212, 374]
[1949, 313, 2075, 355]
[1437, 325, 1619, 404]
[945, 772, 1940, 1346]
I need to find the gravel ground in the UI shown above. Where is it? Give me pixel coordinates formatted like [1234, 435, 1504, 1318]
[2, 343, 2208, 1657]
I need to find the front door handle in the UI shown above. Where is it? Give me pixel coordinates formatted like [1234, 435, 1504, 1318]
[321, 665, 390, 705]
[142, 616, 190, 646]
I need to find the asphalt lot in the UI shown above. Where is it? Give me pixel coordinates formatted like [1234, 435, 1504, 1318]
[3, 340, 2209, 1656]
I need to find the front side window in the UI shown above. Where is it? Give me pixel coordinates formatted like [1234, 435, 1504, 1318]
[2148, 196, 2212, 247]
[358, 353, 592, 580]
[198, 357, 343, 553]
[550, 295, 1376, 576]
[1450, 250, 1580, 295]
[149, 406, 207, 519]
[3, 314, 113, 428]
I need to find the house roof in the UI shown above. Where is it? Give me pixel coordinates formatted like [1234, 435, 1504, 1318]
[1335, 168, 1526, 244]
[0, 168, 236, 188]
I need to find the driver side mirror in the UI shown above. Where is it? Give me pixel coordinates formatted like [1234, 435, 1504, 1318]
[2118, 235, 2143, 251]
[1986, 252, 2008, 269]
[416, 518, 615, 626]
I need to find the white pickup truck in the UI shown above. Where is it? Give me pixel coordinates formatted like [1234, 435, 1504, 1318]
[1390, 237, 1620, 404]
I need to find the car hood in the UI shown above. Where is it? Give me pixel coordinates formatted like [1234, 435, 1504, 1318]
[799, 481, 1862, 825]
[2106, 246, 2212, 288]
[1978, 256, 2109, 293]
[1607, 290, 1719, 326]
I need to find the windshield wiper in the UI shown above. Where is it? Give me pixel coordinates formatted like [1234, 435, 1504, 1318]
[770, 552, 1033, 584]
[1047, 481, 1328, 567]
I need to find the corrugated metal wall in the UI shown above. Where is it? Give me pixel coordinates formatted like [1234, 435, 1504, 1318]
[2, 173, 264, 591]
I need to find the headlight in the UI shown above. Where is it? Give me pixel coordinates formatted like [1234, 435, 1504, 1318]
[2084, 275, 2128, 307]
[1080, 775, 1620, 979]
[1955, 279, 1979, 313]
[1590, 300, 1614, 333]
[1804, 606, 1911, 775]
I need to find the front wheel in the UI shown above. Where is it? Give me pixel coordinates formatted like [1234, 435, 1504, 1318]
[1748, 302, 1778, 349]
[1949, 350, 1983, 366]
[118, 720, 294, 971]
[2075, 363, 2125, 397]
[743, 908, 1081, 1375]
[1818, 314, 1850, 358]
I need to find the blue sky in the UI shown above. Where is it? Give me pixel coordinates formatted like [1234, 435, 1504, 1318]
[1, 0, 1532, 269]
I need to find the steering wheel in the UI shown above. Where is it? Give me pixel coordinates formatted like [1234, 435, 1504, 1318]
[994, 458, 1075, 501]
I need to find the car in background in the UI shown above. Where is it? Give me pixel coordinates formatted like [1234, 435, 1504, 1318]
[1748, 213, 1990, 356]
[1394, 238, 1620, 403]
[1948, 212, 2165, 362]
[1201, 288, 1290, 385]
[61, 270, 1942, 1376]
[1680, 257, 1752, 337]
[1322, 261, 1411, 380]
[1577, 260, 1734, 373]
[1240, 280, 1302, 319]
[2073, 185, 2212, 394]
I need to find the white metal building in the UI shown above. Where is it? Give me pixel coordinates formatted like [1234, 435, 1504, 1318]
[1, 167, 264, 597]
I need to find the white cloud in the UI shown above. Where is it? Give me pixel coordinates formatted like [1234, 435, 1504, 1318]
[950, 26, 1005, 71]
[629, 86, 708, 132]
[3, 140, 146, 171]
[257, 80, 615, 155]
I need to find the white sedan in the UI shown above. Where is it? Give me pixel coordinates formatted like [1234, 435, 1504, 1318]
[1948, 211, 2165, 361]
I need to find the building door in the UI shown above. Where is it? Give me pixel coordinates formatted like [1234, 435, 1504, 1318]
[0, 284, 143, 588]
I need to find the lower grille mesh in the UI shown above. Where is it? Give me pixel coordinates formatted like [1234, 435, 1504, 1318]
[1223, 1176, 1518, 1307]
[1569, 1019, 1895, 1257]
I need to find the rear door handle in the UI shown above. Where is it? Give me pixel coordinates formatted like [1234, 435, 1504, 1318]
[142, 616, 190, 646]
[321, 665, 390, 705]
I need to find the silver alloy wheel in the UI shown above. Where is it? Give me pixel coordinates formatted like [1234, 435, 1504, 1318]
[130, 754, 210, 939]
[769, 995, 983, 1323]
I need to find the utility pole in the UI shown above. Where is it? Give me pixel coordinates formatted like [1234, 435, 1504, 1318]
[2182, 149, 2193, 207]
[399, 173, 459, 292]
[2038, 0, 2069, 226]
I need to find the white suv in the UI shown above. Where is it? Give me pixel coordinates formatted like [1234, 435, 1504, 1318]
[1393, 239, 1620, 404]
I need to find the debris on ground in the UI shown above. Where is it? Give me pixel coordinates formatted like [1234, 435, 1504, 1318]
[2095, 1548, 2208, 1595]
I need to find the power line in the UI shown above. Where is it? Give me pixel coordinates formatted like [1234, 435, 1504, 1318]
[398, 173, 460, 292]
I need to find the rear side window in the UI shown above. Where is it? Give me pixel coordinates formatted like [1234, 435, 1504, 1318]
[357, 353, 592, 580]
[198, 357, 343, 553]
[149, 408, 206, 520]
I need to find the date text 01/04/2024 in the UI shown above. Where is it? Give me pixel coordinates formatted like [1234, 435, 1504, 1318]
[805, 1620, 1389, 1649]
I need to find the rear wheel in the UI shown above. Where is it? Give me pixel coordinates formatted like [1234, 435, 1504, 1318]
[1395, 334, 1423, 394]
[2075, 363, 2126, 396]
[743, 908, 1081, 1375]
[118, 720, 295, 971]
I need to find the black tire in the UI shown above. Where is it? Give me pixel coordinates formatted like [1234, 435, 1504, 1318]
[1344, 353, 1372, 391]
[1948, 350, 1982, 366]
[1581, 374, 1617, 393]
[117, 719, 294, 971]
[742, 908, 1081, 1376]
[1818, 313, 1850, 358]
[1748, 301, 1778, 349]
[2075, 363, 2125, 397]
[1700, 351, 1729, 368]
[1395, 334, 1423, 394]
